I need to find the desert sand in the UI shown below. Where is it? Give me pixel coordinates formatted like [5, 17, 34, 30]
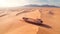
[0, 7, 60, 34]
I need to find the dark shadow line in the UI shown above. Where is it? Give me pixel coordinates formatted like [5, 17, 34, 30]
[0, 14, 7, 17]
[16, 10, 33, 16]
[26, 22, 52, 29]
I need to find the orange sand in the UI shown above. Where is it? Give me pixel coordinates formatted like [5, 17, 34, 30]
[0, 7, 60, 34]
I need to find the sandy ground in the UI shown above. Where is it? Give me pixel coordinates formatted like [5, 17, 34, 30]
[0, 7, 60, 34]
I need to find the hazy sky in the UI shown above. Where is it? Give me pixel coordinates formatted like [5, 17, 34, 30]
[0, 0, 60, 8]
[27, 0, 60, 6]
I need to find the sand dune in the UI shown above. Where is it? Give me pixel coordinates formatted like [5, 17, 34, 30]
[0, 7, 60, 34]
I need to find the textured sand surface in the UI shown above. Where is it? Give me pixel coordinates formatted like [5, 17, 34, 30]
[0, 7, 60, 34]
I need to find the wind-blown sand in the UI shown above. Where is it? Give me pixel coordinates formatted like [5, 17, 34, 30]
[0, 7, 60, 34]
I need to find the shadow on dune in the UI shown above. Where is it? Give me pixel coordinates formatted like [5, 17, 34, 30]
[16, 10, 34, 16]
[27, 22, 52, 29]
[38, 24, 52, 28]
[36, 23, 52, 34]
[0, 14, 7, 17]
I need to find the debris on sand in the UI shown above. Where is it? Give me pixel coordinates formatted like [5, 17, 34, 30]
[23, 17, 43, 24]
[23, 17, 52, 28]
[49, 11, 54, 15]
